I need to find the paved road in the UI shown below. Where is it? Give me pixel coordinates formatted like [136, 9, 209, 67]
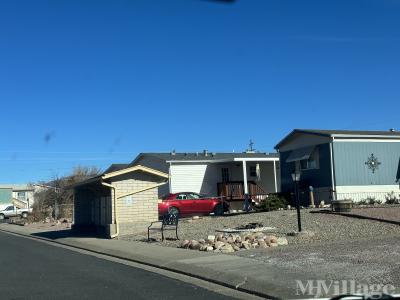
[0, 232, 235, 300]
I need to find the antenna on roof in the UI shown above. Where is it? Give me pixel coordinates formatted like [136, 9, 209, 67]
[246, 139, 255, 153]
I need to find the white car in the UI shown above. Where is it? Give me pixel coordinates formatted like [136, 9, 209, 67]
[0, 205, 32, 220]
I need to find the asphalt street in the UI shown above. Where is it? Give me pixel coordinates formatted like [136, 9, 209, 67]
[0, 232, 236, 300]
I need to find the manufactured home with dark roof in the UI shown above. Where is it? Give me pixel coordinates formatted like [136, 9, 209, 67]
[275, 129, 400, 204]
[132, 151, 280, 207]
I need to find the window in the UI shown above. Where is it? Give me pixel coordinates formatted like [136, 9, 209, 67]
[6, 206, 15, 211]
[17, 192, 26, 200]
[221, 168, 230, 182]
[249, 166, 257, 177]
[300, 148, 319, 170]
[176, 194, 187, 200]
[187, 193, 201, 199]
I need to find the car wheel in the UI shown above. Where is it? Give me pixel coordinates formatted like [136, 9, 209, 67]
[21, 212, 28, 219]
[213, 204, 224, 216]
[0, 214, 4, 220]
[168, 206, 179, 216]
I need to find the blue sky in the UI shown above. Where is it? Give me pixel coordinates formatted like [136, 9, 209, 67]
[1, 0, 399, 182]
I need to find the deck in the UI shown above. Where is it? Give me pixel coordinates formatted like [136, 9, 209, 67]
[217, 181, 268, 201]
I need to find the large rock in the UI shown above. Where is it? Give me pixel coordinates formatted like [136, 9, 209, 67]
[179, 240, 190, 248]
[214, 241, 225, 250]
[270, 242, 278, 247]
[276, 237, 288, 246]
[216, 233, 224, 241]
[226, 236, 234, 244]
[232, 244, 241, 251]
[206, 246, 214, 252]
[198, 239, 206, 244]
[220, 244, 235, 253]
[258, 240, 269, 248]
[241, 241, 250, 250]
[264, 235, 277, 244]
[189, 240, 201, 250]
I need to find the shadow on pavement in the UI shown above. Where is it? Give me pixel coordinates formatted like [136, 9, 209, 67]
[31, 229, 105, 240]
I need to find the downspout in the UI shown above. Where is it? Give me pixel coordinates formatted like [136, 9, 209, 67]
[329, 137, 337, 201]
[101, 181, 119, 239]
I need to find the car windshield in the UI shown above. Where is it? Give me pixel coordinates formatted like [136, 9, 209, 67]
[1, 1, 399, 299]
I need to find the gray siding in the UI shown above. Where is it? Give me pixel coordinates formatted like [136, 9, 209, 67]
[333, 142, 400, 186]
[280, 143, 332, 192]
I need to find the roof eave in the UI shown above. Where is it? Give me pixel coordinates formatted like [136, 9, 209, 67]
[274, 129, 332, 149]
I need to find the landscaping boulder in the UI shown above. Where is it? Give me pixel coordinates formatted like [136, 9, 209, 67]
[232, 244, 241, 251]
[214, 241, 225, 250]
[220, 244, 235, 253]
[264, 235, 277, 244]
[276, 237, 288, 246]
[216, 233, 224, 241]
[189, 240, 201, 250]
[180, 240, 190, 248]
[241, 241, 250, 249]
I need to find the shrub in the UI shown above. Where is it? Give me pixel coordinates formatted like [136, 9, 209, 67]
[259, 194, 288, 211]
[385, 191, 400, 205]
[358, 197, 381, 205]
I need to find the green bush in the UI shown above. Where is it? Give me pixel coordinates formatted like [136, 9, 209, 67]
[259, 194, 288, 211]
[385, 191, 400, 205]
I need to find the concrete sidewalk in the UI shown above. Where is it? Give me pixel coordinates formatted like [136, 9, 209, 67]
[0, 223, 311, 299]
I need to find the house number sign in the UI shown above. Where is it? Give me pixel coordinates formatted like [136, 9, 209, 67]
[365, 153, 381, 174]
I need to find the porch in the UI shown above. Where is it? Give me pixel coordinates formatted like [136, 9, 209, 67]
[217, 181, 268, 201]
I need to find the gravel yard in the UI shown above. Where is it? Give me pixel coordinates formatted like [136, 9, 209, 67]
[343, 206, 400, 223]
[121, 207, 400, 249]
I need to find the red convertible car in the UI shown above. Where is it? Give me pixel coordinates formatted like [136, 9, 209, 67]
[158, 192, 229, 217]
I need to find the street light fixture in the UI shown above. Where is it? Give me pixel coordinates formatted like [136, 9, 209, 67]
[291, 171, 302, 232]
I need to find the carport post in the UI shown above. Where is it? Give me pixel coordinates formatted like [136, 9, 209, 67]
[273, 160, 278, 193]
[242, 160, 249, 212]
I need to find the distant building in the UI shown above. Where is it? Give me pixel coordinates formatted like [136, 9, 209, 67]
[0, 184, 39, 208]
[275, 129, 400, 204]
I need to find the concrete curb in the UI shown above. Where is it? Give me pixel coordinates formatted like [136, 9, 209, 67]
[0, 225, 284, 299]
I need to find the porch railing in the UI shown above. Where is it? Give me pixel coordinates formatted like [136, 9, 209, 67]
[217, 181, 268, 201]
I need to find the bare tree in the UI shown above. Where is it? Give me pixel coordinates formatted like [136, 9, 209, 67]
[32, 166, 101, 221]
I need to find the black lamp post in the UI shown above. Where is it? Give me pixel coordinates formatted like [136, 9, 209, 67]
[291, 171, 302, 232]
